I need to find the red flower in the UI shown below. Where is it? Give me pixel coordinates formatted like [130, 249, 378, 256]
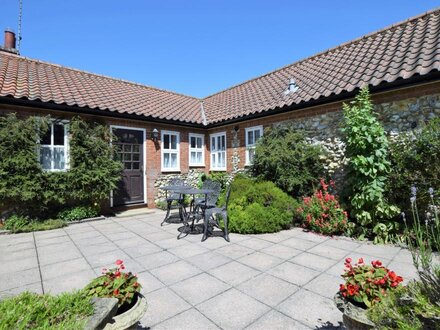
[371, 260, 382, 267]
[347, 284, 359, 296]
[357, 258, 364, 264]
[339, 284, 346, 292]
[345, 258, 352, 264]
[113, 289, 119, 295]
[115, 259, 123, 266]
[378, 278, 386, 285]
[133, 282, 139, 287]
[115, 271, 121, 277]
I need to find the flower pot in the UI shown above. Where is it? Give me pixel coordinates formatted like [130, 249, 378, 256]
[334, 292, 374, 330]
[103, 293, 148, 330]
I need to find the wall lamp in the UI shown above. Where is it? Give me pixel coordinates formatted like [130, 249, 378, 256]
[152, 128, 159, 142]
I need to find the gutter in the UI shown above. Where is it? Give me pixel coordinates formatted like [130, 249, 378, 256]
[0, 97, 206, 129]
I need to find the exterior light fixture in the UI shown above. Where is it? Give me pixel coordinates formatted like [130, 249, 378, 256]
[152, 128, 159, 142]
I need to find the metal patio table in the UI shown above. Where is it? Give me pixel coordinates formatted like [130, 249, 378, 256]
[159, 185, 214, 239]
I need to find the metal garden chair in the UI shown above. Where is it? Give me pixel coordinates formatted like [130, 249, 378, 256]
[201, 184, 231, 242]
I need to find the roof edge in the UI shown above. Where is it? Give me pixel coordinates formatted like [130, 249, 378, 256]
[202, 7, 440, 100]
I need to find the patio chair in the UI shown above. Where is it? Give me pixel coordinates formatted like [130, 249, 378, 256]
[193, 180, 222, 214]
[161, 178, 185, 226]
[201, 184, 231, 242]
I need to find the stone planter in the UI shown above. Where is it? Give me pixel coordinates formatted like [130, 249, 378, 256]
[334, 292, 374, 330]
[103, 293, 148, 330]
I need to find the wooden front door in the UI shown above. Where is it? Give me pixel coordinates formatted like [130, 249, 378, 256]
[113, 128, 144, 206]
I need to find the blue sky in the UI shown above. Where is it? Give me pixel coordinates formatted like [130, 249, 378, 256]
[1, 1, 439, 98]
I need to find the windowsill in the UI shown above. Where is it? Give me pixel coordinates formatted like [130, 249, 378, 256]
[210, 168, 227, 172]
[161, 169, 181, 173]
[43, 169, 69, 172]
[189, 164, 205, 167]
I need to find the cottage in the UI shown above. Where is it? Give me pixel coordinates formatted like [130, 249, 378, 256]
[0, 9, 439, 210]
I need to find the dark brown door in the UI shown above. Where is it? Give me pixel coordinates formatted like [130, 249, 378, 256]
[113, 128, 144, 206]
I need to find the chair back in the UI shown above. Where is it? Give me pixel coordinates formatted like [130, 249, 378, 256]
[168, 178, 185, 199]
[203, 180, 221, 206]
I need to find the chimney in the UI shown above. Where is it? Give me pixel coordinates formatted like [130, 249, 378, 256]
[0, 28, 19, 54]
[4, 29, 16, 50]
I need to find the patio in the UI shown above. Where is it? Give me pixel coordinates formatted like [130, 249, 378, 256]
[0, 210, 418, 329]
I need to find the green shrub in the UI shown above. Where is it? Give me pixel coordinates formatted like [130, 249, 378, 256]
[4, 214, 32, 231]
[227, 176, 298, 234]
[341, 88, 400, 243]
[0, 290, 93, 329]
[368, 266, 440, 330]
[0, 114, 122, 219]
[58, 205, 100, 222]
[387, 118, 440, 219]
[296, 179, 349, 235]
[5, 215, 67, 233]
[250, 125, 325, 197]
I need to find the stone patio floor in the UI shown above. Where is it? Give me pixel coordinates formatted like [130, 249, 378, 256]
[0, 210, 419, 329]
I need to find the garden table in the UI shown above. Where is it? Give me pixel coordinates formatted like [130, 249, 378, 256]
[159, 186, 214, 239]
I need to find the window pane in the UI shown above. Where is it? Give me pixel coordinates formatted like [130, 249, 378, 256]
[190, 136, 196, 148]
[247, 131, 254, 145]
[124, 162, 131, 170]
[190, 151, 196, 164]
[40, 147, 52, 169]
[164, 134, 170, 149]
[255, 129, 261, 140]
[220, 151, 225, 167]
[123, 144, 131, 152]
[221, 135, 225, 149]
[212, 154, 216, 167]
[54, 124, 64, 146]
[41, 126, 51, 145]
[196, 151, 202, 164]
[133, 145, 140, 153]
[171, 135, 177, 150]
[164, 153, 170, 168]
[211, 137, 216, 151]
[124, 153, 131, 161]
[196, 137, 202, 148]
[171, 153, 177, 168]
[133, 153, 140, 161]
[132, 162, 140, 170]
[53, 147, 65, 170]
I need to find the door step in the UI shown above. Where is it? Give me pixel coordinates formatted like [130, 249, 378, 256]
[114, 208, 155, 218]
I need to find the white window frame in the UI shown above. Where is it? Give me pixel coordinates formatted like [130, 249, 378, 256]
[210, 132, 227, 171]
[188, 133, 205, 167]
[39, 120, 70, 171]
[161, 130, 180, 172]
[245, 125, 263, 166]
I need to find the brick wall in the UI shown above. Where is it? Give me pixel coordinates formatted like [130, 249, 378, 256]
[1, 80, 439, 209]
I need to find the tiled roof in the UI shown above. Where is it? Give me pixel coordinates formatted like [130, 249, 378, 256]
[0, 9, 439, 125]
[0, 53, 203, 124]
[203, 8, 440, 124]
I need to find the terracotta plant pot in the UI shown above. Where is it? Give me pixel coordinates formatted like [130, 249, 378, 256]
[103, 293, 148, 330]
[334, 292, 375, 330]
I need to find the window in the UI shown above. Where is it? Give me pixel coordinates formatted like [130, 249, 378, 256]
[210, 132, 226, 171]
[245, 126, 263, 165]
[40, 121, 69, 171]
[161, 130, 180, 171]
[189, 133, 204, 166]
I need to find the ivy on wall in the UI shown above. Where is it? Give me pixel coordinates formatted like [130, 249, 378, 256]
[0, 113, 122, 218]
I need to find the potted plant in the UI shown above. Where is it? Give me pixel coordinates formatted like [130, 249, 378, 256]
[334, 257, 403, 329]
[84, 260, 147, 330]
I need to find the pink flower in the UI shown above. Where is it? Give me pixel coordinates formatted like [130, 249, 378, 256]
[115, 259, 123, 266]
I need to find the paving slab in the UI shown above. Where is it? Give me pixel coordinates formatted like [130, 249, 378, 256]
[197, 288, 270, 330]
[0, 210, 421, 329]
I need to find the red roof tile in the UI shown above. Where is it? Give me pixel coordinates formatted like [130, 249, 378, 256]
[203, 8, 440, 124]
[0, 54, 203, 124]
[0, 8, 439, 125]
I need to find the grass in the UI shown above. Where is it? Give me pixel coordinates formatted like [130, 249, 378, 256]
[0, 290, 94, 329]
